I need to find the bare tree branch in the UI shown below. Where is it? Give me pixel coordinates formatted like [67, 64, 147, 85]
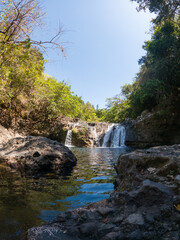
[0, 0, 64, 54]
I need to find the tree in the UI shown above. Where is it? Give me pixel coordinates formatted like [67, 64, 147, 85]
[131, 0, 180, 24]
[0, 0, 64, 52]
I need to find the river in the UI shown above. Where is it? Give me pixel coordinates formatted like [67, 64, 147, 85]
[0, 147, 129, 239]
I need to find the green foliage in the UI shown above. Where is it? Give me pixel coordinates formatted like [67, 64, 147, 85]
[81, 102, 99, 122]
[0, 41, 44, 108]
[0, 1, 100, 124]
[131, 0, 180, 25]
[100, 18, 180, 122]
[32, 75, 85, 119]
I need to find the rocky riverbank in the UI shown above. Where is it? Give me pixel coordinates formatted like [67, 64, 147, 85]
[28, 144, 180, 240]
[0, 125, 77, 177]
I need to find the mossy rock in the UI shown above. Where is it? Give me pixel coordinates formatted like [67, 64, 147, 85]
[72, 127, 89, 147]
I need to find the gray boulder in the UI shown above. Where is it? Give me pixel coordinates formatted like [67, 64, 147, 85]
[0, 136, 77, 177]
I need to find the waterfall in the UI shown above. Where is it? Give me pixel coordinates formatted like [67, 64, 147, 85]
[65, 129, 73, 147]
[102, 124, 126, 148]
[102, 124, 114, 147]
[64, 121, 126, 148]
[90, 126, 99, 147]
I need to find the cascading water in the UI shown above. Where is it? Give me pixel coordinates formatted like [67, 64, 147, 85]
[102, 124, 114, 147]
[64, 121, 126, 148]
[65, 129, 73, 147]
[90, 126, 99, 147]
[102, 124, 126, 148]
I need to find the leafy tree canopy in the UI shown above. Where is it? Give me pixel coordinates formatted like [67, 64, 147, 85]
[131, 0, 180, 24]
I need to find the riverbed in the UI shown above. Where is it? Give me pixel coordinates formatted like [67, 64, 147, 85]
[0, 147, 129, 240]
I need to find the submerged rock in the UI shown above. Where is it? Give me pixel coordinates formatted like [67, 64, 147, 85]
[27, 145, 180, 240]
[0, 136, 77, 177]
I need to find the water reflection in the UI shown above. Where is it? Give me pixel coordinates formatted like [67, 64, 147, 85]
[0, 147, 129, 240]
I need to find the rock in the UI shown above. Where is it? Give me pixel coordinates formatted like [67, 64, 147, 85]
[125, 214, 144, 225]
[102, 231, 124, 240]
[79, 222, 98, 236]
[0, 124, 22, 148]
[97, 223, 116, 237]
[127, 230, 143, 240]
[0, 136, 77, 177]
[116, 145, 180, 192]
[175, 175, 180, 182]
[112, 216, 124, 224]
[124, 111, 180, 148]
[96, 207, 114, 216]
[28, 225, 78, 240]
[128, 179, 173, 207]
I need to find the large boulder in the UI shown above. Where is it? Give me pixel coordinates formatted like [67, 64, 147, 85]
[0, 136, 77, 177]
[27, 145, 180, 240]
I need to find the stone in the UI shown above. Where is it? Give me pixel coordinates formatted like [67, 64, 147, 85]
[28, 225, 78, 240]
[0, 136, 77, 177]
[79, 222, 97, 236]
[112, 216, 124, 224]
[97, 223, 116, 236]
[125, 213, 144, 225]
[175, 175, 180, 182]
[97, 207, 114, 216]
[127, 230, 143, 240]
[102, 231, 123, 240]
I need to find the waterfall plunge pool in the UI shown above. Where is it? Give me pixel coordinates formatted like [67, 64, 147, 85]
[0, 147, 130, 240]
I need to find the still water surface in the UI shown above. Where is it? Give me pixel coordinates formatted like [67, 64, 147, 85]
[0, 147, 129, 239]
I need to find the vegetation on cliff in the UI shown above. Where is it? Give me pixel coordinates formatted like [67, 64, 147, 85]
[0, 0, 98, 129]
[100, 0, 180, 123]
[0, 0, 179, 128]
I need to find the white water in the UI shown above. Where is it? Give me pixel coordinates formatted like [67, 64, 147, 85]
[65, 129, 73, 147]
[102, 124, 114, 147]
[90, 126, 98, 147]
[65, 122, 126, 148]
[102, 124, 126, 148]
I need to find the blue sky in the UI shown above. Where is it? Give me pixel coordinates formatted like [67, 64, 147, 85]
[35, 0, 154, 108]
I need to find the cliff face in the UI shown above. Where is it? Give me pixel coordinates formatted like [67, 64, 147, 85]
[125, 111, 180, 148]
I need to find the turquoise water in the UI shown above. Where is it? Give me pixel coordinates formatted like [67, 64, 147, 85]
[0, 147, 129, 239]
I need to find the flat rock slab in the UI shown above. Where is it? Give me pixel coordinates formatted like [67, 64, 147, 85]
[0, 136, 77, 177]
